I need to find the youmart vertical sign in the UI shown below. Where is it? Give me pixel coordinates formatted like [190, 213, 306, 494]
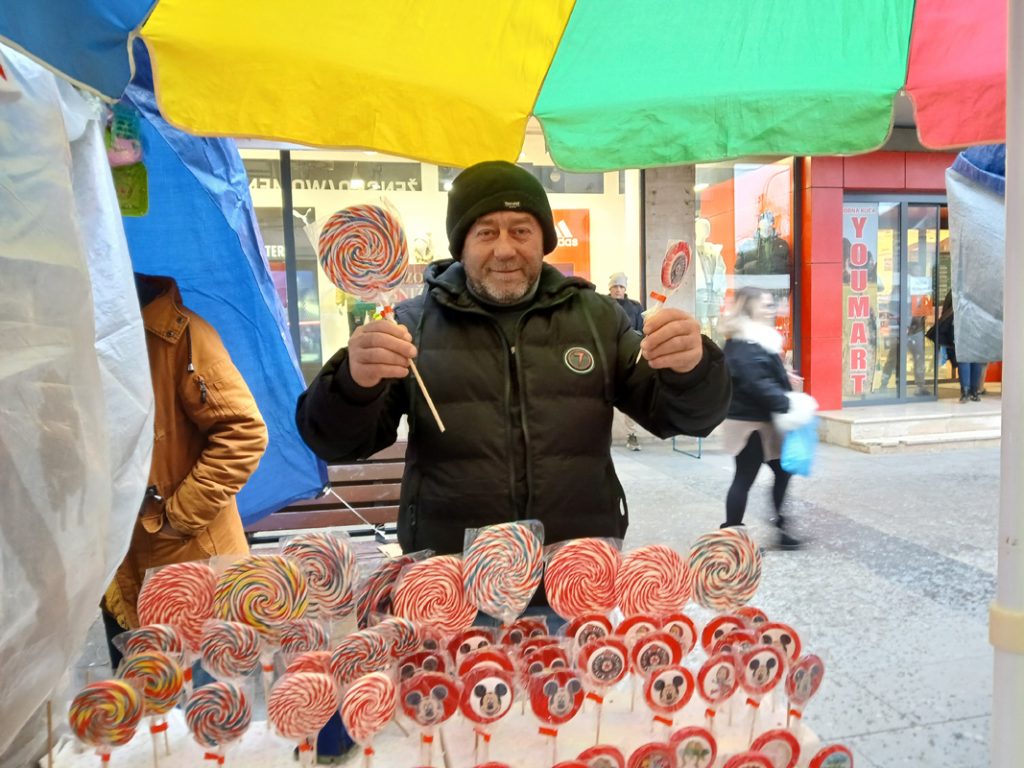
[842, 204, 879, 397]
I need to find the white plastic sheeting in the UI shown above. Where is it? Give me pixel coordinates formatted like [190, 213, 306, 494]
[946, 165, 1005, 363]
[0, 46, 151, 755]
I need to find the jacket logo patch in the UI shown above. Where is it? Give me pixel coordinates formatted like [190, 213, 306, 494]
[564, 346, 595, 374]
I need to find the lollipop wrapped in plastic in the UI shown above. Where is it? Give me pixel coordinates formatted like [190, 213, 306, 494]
[341, 672, 397, 766]
[118, 650, 184, 752]
[399, 672, 459, 766]
[544, 538, 620, 621]
[669, 726, 717, 768]
[268, 672, 339, 764]
[785, 654, 824, 723]
[701, 615, 746, 654]
[357, 554, 415, 628]
[614, 545, 691, 616]
[758, 622, 802, 665]
[330, 628, 391, 687]
[119, 624, 185, 664]
[626, 742, 675, 768]
[392, 555, 477, 636]
[448, 626, 496, 667]
[660, 613, 697, 656]
[137, 561, 216, 653]
[199, 620, 262, 681]
[184, 682, 252, 762]
[577, 745, 626, 768]
[372, 616, 421, 658]
[529, 669, 584, 765]
[213, 554, 309, 643]
[68, 680, 143, 762]
[630, 631, 683, 679]
[696, 653, 739, 723]
[687, 528, 762, 611]
[279, 618, 331, 663]
[286, 650, 334, 676]
[463, 521, 544, 625]
[751, 729, 801, 768]
[282, 531, 358, 620]
[459, 666, 515, 764]
[567, 613, 613, 654]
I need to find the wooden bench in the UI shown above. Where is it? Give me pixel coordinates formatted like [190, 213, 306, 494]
[245, 442, 406, 544]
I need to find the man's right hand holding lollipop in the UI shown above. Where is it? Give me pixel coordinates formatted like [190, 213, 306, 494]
[347, 320, 418, 389]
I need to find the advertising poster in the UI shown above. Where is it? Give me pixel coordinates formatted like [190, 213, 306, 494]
[842, 204, 879, 398]
[549, 209, 591, 280]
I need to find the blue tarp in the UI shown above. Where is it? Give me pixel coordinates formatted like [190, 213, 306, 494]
[121, 41, 326, 524]
[0, 0, 152, 99]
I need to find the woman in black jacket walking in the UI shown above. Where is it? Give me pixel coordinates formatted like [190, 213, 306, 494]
[719, 287, 815, 549]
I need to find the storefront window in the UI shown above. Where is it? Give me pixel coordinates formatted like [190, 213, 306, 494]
[694, 159, 795, 362]
[242, 139, 641, 383]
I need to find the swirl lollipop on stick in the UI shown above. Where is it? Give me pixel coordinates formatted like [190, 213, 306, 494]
[185, 682, 252, 765]
[636, 240, 692, 363]
[392, 555, 477, 636]
[687, 528, 763, 611]
[268, 672, 339, 766]
[341, 672, 397, 768]
[317, 203, 444, 432]
[544, 538, 620, 621]
[68, 680, 143, 764]
[463, 522, 544, 626]
[200, 620, 262, 681]
[213, 554, 310, 641]
[118, 651, 184, 762]
[282, 531, 358, 625]
[137, 561, 216, 681]
[356, 554, 414, 629]
[279, 619, 330, 663]
[120, 624, 185, 664]
[615, 545, 692, 616]
[330, 629, 391, 687]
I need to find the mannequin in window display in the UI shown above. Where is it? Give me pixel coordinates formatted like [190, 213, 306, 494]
[694, 217, 726, 337]
[735, 210, 791, 275]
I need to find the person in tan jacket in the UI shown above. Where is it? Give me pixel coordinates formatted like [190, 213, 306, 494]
[103, 274, 268, 667]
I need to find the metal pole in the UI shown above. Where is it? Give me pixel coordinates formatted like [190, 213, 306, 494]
[993, 1, 1024, 765]
[280, 149, 302, 356]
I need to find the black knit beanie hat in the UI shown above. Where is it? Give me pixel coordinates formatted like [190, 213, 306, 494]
[446, 161, 558, 258]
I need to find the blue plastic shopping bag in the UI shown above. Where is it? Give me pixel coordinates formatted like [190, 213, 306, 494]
[780, 417, 818, 476]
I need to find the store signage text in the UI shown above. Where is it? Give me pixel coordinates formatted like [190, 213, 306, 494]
[249, 177, 420, 192]
[846, 215, 870, 394]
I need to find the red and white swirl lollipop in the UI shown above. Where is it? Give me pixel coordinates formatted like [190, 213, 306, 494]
[200, 620, 262, 681]
[318, 204, 408, 298]
[213, 554, 309, 643]
[121, 624, 185, 665]
[463, 522, 544, 625]
[372, 616, 420, 658]
[68, 680, 143, 762]
[283, 532, 358, 620]
[286, 650, 333, 676]
[184, 682, 252, 761]
[357, 555, 414, 629]
[393, 555, 477, 635]
[330, 629, 391, 687]
[279, 618, 330, 662]
[544, 538, 620, 620]
[341, 672, 397, 765]
[268, 672, 339, 763]
[687, 529, 762, 611]
[137, 561, 216, 654]
[615, 545, 692, 616]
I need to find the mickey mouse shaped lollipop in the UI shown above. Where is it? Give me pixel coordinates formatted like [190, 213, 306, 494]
[643, 665, 694, 733]
[460, 666, 516, 765]
[739, 644, 786, 742]
[400, 672, 459, 766]
[529, 669, 584, 766]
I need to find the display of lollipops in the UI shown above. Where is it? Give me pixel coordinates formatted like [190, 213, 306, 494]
[392, 555, 477, 636]
[341, 672, 397, 768]
[317, 203, 444, 431]
[463, 521, 544, 626]
[184, 682, 252, 765]
[199, 620, 262, 681]
[544, 537, 620, 621]
[399, 671, 459, 766]
[268, 672, 339, 766]
[137, 561, 216, 660]
[118, 650, 184, 763]
[687, 528, 763, 611]
[68, 680, 143, 764]
[635, 240, 692, 363]
[282, 531, 359, 624]
[615, 544, 692, 617]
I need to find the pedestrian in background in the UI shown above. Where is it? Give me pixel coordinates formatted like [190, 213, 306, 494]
[607, 271, 645, 449]
[718, 286, 816, 550]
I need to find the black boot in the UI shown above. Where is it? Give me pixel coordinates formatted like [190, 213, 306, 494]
[772, 516, 803, 551]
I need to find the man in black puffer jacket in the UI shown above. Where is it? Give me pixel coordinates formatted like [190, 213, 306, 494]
[296, 161, 731, 557]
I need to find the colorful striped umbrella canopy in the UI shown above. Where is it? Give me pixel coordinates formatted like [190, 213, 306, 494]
[0, 0, 1005, 169]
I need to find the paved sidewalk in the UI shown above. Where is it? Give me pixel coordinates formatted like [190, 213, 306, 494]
[614, 436, 997, 767]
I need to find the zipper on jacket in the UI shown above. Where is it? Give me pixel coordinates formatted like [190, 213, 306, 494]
[197, 376, 208, 404]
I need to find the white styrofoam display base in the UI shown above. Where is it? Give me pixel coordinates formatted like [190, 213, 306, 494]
[50, 679, 822, 768]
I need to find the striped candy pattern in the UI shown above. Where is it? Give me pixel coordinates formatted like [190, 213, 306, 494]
[185, 682, 252, 748]
[614, 544, 692, 616]
[462, 522, 544, 624]
[687, 528, 762, 611]
[392, 555, 476, 635]
[137, 561, 216, 653]
[318, 204, 408, 298]
[282, 531, 358, 619]
[214, 554, 309, 642]
[544, 538, 620, 620]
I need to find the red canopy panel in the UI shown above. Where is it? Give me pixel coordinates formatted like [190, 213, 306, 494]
[905, 0, 1006, 148]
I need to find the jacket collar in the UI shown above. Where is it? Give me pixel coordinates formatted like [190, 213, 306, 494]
[731, 318, 784, 355]
[138, 274, 190, 344]
[424, 259, 592, 311]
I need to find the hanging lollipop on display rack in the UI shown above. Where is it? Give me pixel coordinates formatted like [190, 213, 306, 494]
[317, 203, 444, 431]
[636, 240, 692, 363]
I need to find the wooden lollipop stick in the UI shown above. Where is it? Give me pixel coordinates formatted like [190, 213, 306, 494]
[46, 700, 53, 768]
[409, 360, 445, 433]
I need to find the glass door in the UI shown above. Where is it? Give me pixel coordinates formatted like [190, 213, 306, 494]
[842, 198, 945, 404]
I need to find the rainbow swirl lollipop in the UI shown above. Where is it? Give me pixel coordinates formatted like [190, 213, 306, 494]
[200, 620, 262, 680]
[185, 682, 252, 750]
[214, 554, 309, 642]
[137, 561, 216, 652]
[318, 204, 408, 298]
[462, 522, 544, 624]
[282, 532, 358, 619]
[687, 528, 762, 611]
[68, 680, 143, 753]
[118, 651, 184, 715]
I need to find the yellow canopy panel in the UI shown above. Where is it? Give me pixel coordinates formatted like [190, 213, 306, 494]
[141, 0, 575, 167]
